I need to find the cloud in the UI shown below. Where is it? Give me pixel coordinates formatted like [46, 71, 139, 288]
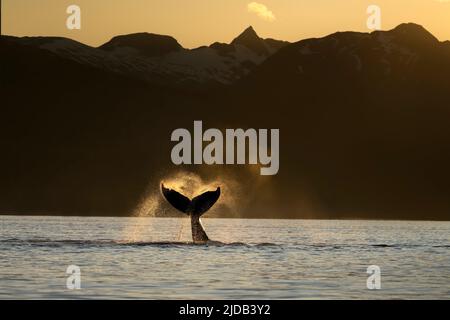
[247, 2, 276, 22]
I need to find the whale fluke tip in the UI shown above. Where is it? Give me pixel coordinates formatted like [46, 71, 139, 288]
[160, 182, 221, 243]
[161, 184, 220, 216]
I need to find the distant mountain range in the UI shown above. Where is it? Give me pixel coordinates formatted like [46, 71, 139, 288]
[4, 26, 288, 86]
[1, 23, 450, 220]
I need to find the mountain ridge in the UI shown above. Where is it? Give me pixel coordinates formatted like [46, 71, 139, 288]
[99, 32, 183, 56]
[2, 26, 289, 86]
[3, 23, 447, 87]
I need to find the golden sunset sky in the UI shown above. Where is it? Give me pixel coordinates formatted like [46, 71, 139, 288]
[3, 0, 450, 48]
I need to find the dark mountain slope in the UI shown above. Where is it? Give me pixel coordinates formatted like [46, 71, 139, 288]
[227, 23, 450, 219]
[1, 23, 450, 220]
[0, 37, 173, 215]
[5, 27, 288, 87]
[99, 32, 183, 56]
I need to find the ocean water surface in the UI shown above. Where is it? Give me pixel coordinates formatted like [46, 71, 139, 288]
[0, 216, 449, 299]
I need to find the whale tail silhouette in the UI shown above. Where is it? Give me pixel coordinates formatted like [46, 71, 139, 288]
[161, 184, 220, 243]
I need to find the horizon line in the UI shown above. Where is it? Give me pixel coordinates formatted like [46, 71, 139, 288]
[2, 22, 446, 49]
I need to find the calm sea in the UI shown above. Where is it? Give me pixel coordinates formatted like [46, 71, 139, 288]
[0, 216, 449, 299]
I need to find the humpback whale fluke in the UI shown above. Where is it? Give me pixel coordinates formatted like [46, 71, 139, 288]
[161, 184, 220, 243]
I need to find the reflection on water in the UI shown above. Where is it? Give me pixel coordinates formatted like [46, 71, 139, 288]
[0, 216, 449, 299]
